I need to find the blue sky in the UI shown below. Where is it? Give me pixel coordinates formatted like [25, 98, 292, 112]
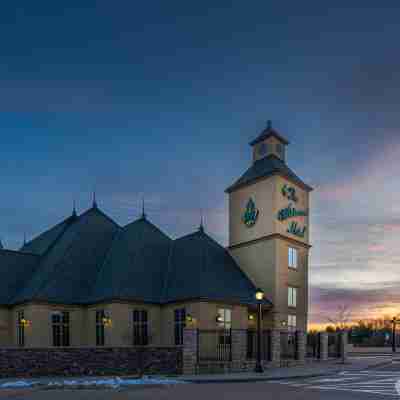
[2, 1, 400, 325]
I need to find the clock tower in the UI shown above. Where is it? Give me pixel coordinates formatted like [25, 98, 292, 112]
[226, 122, 312, 331]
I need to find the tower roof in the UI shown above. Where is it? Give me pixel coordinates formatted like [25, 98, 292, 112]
[249, 121, 290, 146]
[226, 154, 313, 193]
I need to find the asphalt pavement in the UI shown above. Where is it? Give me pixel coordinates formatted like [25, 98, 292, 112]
[0, 358, 399, 399]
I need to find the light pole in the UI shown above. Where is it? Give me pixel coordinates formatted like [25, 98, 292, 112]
[392, 317, 398, 353]
[255, 288, 264, 373]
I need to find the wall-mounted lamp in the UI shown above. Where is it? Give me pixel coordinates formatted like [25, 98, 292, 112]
[248, 314, 255, 321]
[186, 314, 193, 323]
[102, 315, 112, 327]
[216, 314, 224, 323]
[20, 318, 31, 327]
[281, 320, 288, 328]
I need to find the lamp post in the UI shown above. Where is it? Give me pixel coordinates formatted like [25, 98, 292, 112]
[255, 288, 264, 373]
[392, 317, 398, 353]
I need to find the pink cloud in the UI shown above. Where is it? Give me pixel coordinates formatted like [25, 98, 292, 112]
[318, 183, 355, 202]
[368, 244, 386, 253]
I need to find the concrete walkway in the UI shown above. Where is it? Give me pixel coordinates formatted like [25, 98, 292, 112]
[180, 356, 395, 383]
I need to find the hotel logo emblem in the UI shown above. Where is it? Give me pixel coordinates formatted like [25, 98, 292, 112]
[242, 198, 259, 227]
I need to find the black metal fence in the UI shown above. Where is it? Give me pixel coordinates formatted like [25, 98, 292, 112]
[246, 329, 272, 361]
[197, 329, 232, 362]
[280, 331, 297, 360]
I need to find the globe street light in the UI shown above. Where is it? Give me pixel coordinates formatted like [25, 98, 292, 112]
[255, 288, 264, 373]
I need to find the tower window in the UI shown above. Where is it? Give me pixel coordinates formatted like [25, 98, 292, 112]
[288, 247, 298, 269]
[288, 287, 297, 308]
[276, 143, 284, 158]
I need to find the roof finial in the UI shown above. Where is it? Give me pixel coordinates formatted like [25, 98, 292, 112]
[92, 191, 98, 209]
[72, 199, 77, 217]
[141, 197, 146, 219]
[23, 232, 27, 246]
[199, 209, 204, 232]
[0, 238, 4, 250]
[267, 120, 272, 129]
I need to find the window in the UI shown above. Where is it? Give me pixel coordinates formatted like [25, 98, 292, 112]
[288, 247, 298, 269]
[217, 308, 232, 330]
[288, 315, 297, 331]
[52, 311, 70, 347]
[276, 143, 284, 157]
[174, 308, 186, 345]
[96, 310, 105, 346]
[288, 287, 297, 308]
[17, 310, 25, 347]
[133, 310, 148, 346]
[217, 308, 232, 345]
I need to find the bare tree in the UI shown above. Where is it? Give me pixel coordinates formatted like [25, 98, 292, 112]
[326, 305, 352, 364]
[328, 304, 352, 331]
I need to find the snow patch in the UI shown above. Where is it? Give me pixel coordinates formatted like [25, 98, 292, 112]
[0, 377, 184, 389]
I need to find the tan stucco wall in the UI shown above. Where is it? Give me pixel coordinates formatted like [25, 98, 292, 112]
[105, 302, 162, 346]
[229, 176, 276, 247]
[230, 239, 276, 304]
[0, 308, 11, 346]
[12, 304, 87, 347]
[228, 162, 310, 332]
[2, 300, 254, 348]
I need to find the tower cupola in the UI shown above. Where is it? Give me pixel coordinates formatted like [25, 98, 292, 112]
[249, 120, 289, 163]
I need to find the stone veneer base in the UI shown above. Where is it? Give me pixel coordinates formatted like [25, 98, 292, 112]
[0, 347, 182, 378]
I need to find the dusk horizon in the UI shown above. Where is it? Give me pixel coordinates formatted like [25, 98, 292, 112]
[2, 1, 400, 330]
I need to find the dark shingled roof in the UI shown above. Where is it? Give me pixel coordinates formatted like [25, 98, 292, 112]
[3, 208, 272, 307]
[163, 228, 271, 306]
[13, 207, 119, 304]
[21, 216, 74, 256]
[0, 250, 38, 304]
[226, 154, 313, 193]
[87, 217, 172, 304]
[249, 125, 290, 146]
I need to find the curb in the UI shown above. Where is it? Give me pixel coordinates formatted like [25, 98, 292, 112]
[181, 371, 343, 384]
[181, 360, 395, 384]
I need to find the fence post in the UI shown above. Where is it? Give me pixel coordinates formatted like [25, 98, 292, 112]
[183, 329, 198, 375]
[295, 331, 306, 362]
[231, 329, 247, 370]
[340, 331, 348, 362]
[270, 329, 281, 366]
[318, 332, 328, 360]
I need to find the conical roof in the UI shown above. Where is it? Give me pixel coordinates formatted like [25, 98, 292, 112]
[87, 217, 172, 303]
[13, 206, 119, 304]
[163, 229, 271, 305]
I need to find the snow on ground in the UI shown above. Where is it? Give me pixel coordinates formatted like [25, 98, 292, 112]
[0, 376, 185, 389]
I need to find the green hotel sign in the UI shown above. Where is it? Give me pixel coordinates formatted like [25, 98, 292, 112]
[279, 185, 307, 239]
[277, 204, 308, 221]
[242, 198, 259, 227]
[287, 222, 306, 238]
[281, 184, 298, 202]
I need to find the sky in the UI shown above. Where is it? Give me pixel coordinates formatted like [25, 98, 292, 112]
[1, 1, 400, 326]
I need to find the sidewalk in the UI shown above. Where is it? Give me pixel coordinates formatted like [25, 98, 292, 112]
[180, 356, 394, 384]
[0, 356, 393, 390]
